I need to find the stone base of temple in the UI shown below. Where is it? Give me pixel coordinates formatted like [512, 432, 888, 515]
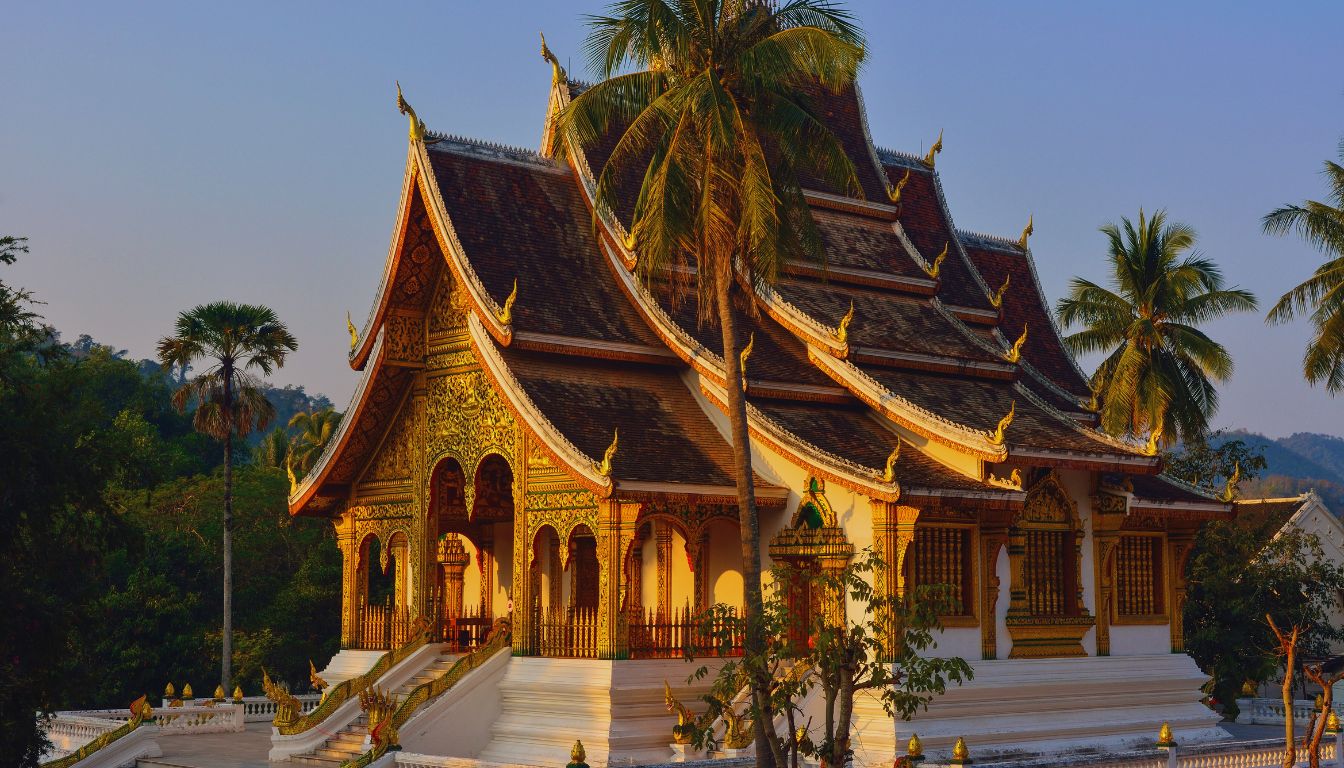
[474, 657, 725, 767]
[848, 653, 1228, 766]
[316, 648, 386, 689]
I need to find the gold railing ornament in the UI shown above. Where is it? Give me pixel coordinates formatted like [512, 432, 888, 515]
[594, 428, 618, 477]
[1327, 710, 1341, 735]
[262, 667, 302, 728]
[1220, 461, 1241, 502]
[1004, 324, 1028, 364]
[213, 684, 225, 702]
[950, 736, 971, 765]
[989, 273, 1011, 310]
[663, 680, 698, 745]
[567, 740, 590, 768]
[990, 401, 1015, 447]
[881, 442, 901, 483]
[923, 129, 943, 168]
[887, 168, 912, 205]
[906, 732, 925, 760]
[496, 279, 518, 326]
[232, 685, 244, 703]
[309, 660, 328, 693]
[346, 310, 359, 352]
[182, 683, 194, 700]
[395, 81, 426, 142]
[1018, 214, 1034, 250]
[164, 682, 176, 700]
[739, 332, 755, 390]
[923, 243, 948, 279]
[833, 301, 855, 345]
[1156, 721, 1176, 748]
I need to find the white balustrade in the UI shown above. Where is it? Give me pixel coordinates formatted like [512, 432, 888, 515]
[160, 694, 320, 722]
[1235, 697, 1340, 727]
[153, 703, 245, 734]
[41, 714, 124, 760]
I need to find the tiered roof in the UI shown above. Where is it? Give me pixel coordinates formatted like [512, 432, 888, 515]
[290, 68, 1226, 520]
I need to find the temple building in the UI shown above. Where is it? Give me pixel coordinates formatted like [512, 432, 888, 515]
[285, 56, 1235, 765]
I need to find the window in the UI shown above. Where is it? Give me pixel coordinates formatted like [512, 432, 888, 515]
[1024, 529, 1072, 616]
[1116, 535, 1164, 617]
[912, 526, 972, 616]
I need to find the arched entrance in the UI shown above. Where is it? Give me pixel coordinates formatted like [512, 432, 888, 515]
[768, 478, 855, 653]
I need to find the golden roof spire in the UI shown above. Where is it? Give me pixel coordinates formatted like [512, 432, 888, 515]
[396, 81, 427, 142]
[540, 32, 566, 85]
[833, 300, 855, 344]
[989, 273, 1011, 309]
[886, 168, 911, 205]
[595, 428, 619, 477]
[1018, 214, 1034, 249]
[991, 401, 1015, 446]
[1005, 324, 1028, 363]
[923, 129, 943, 168]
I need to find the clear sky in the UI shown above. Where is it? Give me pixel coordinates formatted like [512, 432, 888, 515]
[3, 2, 1342, 439]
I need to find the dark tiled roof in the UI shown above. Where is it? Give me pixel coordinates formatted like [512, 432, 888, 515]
[772, 279, 1005, 365]
[498, 346, 739, 487]
[1129, 473, 1222, 504]
[883, 165, 993, 311]
[791, 85, 890, 202]
[961, 241, 1092, 397]
[1232, 495, 1308, 526]
[427, 144, 661, 348]
[809, 207, 927, 278]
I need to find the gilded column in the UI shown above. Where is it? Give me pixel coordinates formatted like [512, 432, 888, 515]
[439, 535, 470, 620]
[656, 523, 673, 617]
[336, 517, 358, 648]
[871, 501, 919, 660]
[479, 530, 495, 616]
[692, 530, 710, 612]
[979, 527, 1008, 660]
[1092, 534, 1119, 657]
[597, 500, 639, 659]
[1168, 533, 1194, 653]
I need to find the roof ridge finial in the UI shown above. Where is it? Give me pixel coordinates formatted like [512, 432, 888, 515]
[923, 129, 943, 168]
[396, 81, 427, 142]
[886, 168, 911, 205]
[989, 273, 1011, 309]
[1018, 214, 1034, 249]
[990, 401, 1015, 446]
[881, 442, 900, 483]
[1004, 324, 1028, 364]
[540, 32, 566, 85]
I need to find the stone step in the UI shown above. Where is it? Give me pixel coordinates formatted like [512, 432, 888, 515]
[290, 754, 344, 768]
[313, 745, 364, 759]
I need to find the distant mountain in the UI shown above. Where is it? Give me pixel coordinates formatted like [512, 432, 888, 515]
[1213, 430, 1344, 512]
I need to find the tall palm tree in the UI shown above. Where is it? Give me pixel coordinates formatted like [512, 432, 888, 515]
[1056, 210, 1257, 447]
[157, 302, 298, 691]
[1263, 140, 1344, 392]
[288, 408, 342, 475]
[557, 2, 864, 762]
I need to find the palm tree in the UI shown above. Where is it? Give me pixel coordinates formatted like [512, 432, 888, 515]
[557, 2, 864, 762]
[288, 408, 341, 475]
[1263, 140, 1344, 392]
[254, 425, 291, 469]
[1056, 210, 1257, 447]
[157, 302, 298, 691]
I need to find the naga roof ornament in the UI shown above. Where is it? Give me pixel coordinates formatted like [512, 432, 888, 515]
[886, 167, 911, 205]
[1144, 418, 1164, 456]
[594, 428, 619, 477]
[989, 273, 1011, 309]
[540, 32, 566, 85]
[739, 332, 754, 389]
[346, 310, 359, 351]
[1018, 214, 1034, 249]
[833, 300, 855, 344]
[1004, 324, 1028, 364]
[496, 279, 518, 325]
[396, 81, 427, 142]
[880, 442, 900, 483]
[1220, 461, 1241, 502]
[924, 242, 948, 279]
[990, 401, 1015, 446]
[922, 129, 943, 168]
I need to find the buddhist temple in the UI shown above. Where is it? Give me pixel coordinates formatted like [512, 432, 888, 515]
[282, 54, 1236, 766]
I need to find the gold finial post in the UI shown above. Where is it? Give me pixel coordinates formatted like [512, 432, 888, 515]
[739, 332, 755, 390]
[991, 401, 1015, 447]
[990, 273, 1011, 309]
[347, 310, 359, 351]
[213, 684, 225, 702]
[887, 168, 911, 205]
[1018, 214, 1034, 249]
[834, 300, 855, 344]
[950, 736, 971, 765]
[923, 129, 943, 168]
[165, 682, 176, 700]
[924, 242, 948, 279]
[1326, 709, 1340, 735]
[496, 279, 518, 325]
[396, 81, 427, 142]
[1005, 324, 1028, 364]
[233, 685, 243, 703]
[1156, 721, 1176, 748]
[882, 443, 900, 483]
[595, 428, 619, 477]
[182, 683, 194, 700]
[540, 32, 566, 86]
[906, 733, 924, 760]
[567, 739, 590, 768]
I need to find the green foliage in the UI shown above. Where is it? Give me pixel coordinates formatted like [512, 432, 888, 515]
[688, 550, 970, 768]
[1184, 511, 1344, 720]
[288, 408, 342, 475]
[1057, 209, 1257, 446]
[1164, 430, 1268, 492]
[1264, 138, 1344, 392]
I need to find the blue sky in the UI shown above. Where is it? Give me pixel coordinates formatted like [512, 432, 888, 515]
[2, 2, 1342, 438]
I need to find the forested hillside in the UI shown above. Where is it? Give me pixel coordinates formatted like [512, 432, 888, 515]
[1214, 430, 1344, 511]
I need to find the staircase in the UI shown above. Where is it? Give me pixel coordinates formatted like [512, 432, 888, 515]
[290, 648, 460, 767]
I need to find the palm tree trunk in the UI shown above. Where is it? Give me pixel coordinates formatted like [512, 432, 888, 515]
[714, 267, 777, 767]
[221, 375, 234, 693]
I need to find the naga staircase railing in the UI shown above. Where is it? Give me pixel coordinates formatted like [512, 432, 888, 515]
[271, 617, 432, 736]
[40, 695, 153, 768]
[339, 620, 513, 768]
